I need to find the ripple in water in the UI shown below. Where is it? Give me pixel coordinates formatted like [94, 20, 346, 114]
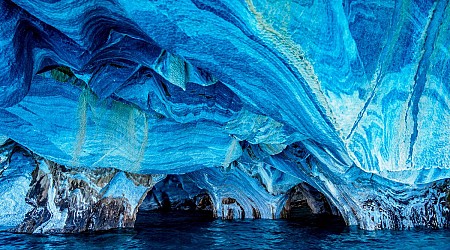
[1, 210, 449, 249]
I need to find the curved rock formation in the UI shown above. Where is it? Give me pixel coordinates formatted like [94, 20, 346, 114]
[1, 141, 165, 233]
[0, 0, 449, 231]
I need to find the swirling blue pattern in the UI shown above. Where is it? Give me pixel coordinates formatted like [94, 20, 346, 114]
[0, 0, 449, 230]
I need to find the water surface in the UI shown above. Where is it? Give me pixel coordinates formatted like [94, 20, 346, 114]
[1, 211, 449, 249]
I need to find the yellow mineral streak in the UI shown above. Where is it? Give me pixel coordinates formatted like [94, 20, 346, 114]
[168, 54, 187, 90]
[223, 137, 239, 166]
[127, 108, 137, 151]
[72, 88, 88, 166]
[244, 0, 337, 131]
[131, 112, 149, 172]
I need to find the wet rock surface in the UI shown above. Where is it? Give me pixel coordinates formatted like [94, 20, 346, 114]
[1, 140, 450, 232]
[7, 144, 164, 233]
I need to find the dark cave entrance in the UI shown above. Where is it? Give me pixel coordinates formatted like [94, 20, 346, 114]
[135, 175, 215, 228]
[135, 176, 345, 229]
[281, 182, 346, 227]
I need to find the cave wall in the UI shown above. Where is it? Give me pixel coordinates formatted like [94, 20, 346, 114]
[0, 141, 165, 233]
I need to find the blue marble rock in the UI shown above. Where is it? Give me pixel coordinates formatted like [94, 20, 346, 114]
[0, 0, 449, 231]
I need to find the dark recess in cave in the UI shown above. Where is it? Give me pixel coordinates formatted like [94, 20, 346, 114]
[281, 182, 345, 228]
[135, 175, 345, 228]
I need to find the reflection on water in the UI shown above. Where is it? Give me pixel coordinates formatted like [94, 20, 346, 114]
[1, 211, 449, 249]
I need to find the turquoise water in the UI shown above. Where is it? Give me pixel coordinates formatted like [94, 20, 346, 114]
[1, 211, 449, 249]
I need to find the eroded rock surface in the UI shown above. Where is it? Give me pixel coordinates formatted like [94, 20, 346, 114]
[0, 140, 35, 227]
[2, 142, 165, 233]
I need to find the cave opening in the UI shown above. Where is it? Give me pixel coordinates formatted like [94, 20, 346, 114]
[281, 182, 346, 228]
[135, 175, 215, 229]
[135, 175, 345, 229]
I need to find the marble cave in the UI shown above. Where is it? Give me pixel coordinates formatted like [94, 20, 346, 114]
[0, 0, 449, 241]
